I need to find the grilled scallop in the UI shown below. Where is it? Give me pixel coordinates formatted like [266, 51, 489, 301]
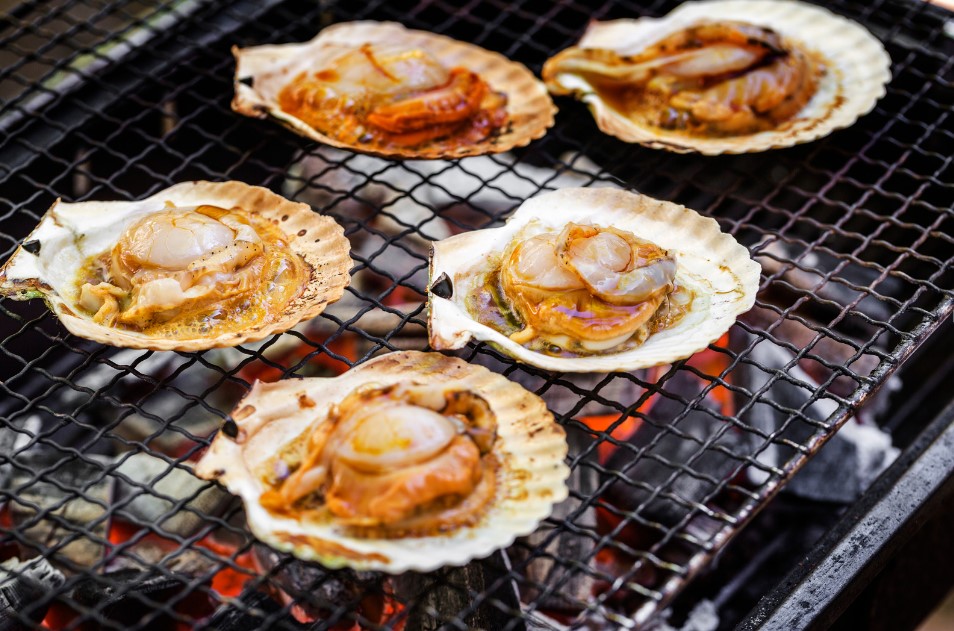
[233, 21, 556, 159]
[428, 188, 760, 372]
[0, 181, 352, 351]
[195, 350, 569, 573]
[543, 0, 890, 153]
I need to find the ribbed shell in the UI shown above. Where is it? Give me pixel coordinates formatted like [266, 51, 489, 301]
[544, 0, 891, 154]
[0, 181, 352, 351]
[195, 350, 569, 573]
[233, 21, 556, 159]
[429, 188, 761, 372]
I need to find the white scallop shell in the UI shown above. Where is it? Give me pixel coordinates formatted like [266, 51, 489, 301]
[544, 0, 891, 154]
[0, 181, 353, 351]
[195, 350, 569, 573]
[428, 188, 761, 372]
[233, 21, 556, 159]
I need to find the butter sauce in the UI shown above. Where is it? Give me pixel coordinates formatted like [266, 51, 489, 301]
[73, 207, 308, 340]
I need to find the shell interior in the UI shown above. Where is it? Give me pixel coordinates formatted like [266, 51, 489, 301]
[545, 0, 891, 154]
[233, 21, 556, 159]
[195, 350, 570, 573]
[428, 187, 761, 372]
[0, 181, 353, 351]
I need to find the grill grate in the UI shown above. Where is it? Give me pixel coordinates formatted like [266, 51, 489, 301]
[0, 0, 952, 629]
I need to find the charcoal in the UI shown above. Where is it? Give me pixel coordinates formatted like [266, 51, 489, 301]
[106, 538, 222, 578]
[602, 371, 753, 528]
[741, 305, 882, 401]
[70, 568, 211, 629]
[203, 589, 305, 631]
[755, 240, 901, 327]
[252, 544, 382, 622]
[523, 608, 571, 630]
[395, 553, 524, 631]
[515, 426, 598, 613]
[648, 599, 719, 631]
[0, 415, 37, 490]
[4, 452, 112, 570]
[736, 330, 897, 501]
[113, 412, 225, 457]
[111, 452, 231, 538]
[64, 349, 244, 455]
[0, 557, 65, 629]
[786, 415, 897, 503]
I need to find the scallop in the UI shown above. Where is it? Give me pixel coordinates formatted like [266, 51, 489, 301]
[0, 181, 352, 351]
[428, 188, 760, 373]
[232, 21, 556, 159]
[195, 350, 569, 573]
[543, 0, 891, 154]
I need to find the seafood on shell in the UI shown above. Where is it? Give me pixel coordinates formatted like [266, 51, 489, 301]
[233, 21, 556, 159]
[428, 188, 761, 373]
[0, 181, 352, 351]
[543, 0, 891, 153]
[195, 350, 569, 573]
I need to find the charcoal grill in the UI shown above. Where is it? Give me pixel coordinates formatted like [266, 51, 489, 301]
[0, 0, 952, 629]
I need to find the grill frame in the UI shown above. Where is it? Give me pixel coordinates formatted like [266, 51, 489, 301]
[0, 0, 952, 629]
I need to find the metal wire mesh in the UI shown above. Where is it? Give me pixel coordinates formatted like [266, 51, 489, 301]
[0, 0, 951, 629]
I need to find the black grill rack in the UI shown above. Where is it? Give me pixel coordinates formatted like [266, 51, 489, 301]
[0, 1, 952, 629]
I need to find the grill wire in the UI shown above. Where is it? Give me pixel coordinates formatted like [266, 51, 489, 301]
[0, 0, 952, 629]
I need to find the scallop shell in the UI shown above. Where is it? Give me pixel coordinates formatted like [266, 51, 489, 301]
[544, 0, 891, 154]
[428, 188, 761, 372]
[195, 350, 569, 573]
[233, 21, 556, 159]
[0, 181, 352, 351]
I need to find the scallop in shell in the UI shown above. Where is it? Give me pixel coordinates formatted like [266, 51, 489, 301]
[233, 21, 556, 159]
[428, 188, 760, 373]
[195, 350, 569, 573]
[543, 0, 891, 154]
[0, 181, 352, 351]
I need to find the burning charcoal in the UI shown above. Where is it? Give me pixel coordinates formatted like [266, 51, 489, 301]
[112, 452, 232, 538]
[513, 426, 598, 614]
[4, 452, 112, 570]
[602, 370, 754, 528]
[70, 568, 213, 629]
[395, 553, 524, 631]
[203, 589, 306, 630]
[0, 557, 65, 629]
[252, 544, 382, 624]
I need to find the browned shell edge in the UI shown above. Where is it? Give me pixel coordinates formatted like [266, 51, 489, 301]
[1, 181, 353, 351]
[230, 26, 557, 159]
